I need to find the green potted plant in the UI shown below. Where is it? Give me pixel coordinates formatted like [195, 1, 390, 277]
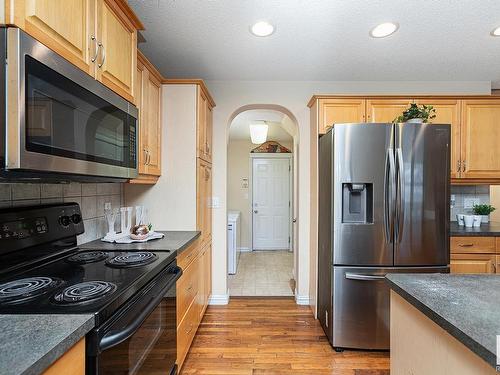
[393, 103, 436, 124]
[472, 204, 496, 223]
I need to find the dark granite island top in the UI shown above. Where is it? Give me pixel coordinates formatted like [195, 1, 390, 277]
[0, 314, 94, 375]
[450, 221, 500, 236]
[386, 274, 500, 369]
[80, 231, 201, 257]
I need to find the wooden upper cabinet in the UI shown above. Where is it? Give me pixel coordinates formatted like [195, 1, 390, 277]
[95, 0, 137, 103]
[143, 71, 162, 176]
[417, 99, 461, 179]
[318, 98, 366, 134]
[9, 0, 143, 103]
[10, 0, 97, 76]
[135, 60, 147, 175]
[460, 100, 500, 179]
[197, 88, 209, 162]
[366, 99, 413, 123]
[129, 52, 163, 183]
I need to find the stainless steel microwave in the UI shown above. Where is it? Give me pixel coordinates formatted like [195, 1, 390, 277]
[0, 27, 138, 181]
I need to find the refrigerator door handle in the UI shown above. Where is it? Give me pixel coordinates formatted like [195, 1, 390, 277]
[384, 148, 396, 243]
[345, 272, 386, 281]
[395, 148, 405, 243]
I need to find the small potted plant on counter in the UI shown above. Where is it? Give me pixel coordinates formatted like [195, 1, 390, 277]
[472, 204, 496, 223]
[393, 103, 436, 124]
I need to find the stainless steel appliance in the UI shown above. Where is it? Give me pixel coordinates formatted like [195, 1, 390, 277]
[0, 27, 138, 181]
[0, 203, 180, 374]
[317, 123, 450, 350]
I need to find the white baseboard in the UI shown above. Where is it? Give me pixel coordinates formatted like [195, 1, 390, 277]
[238, 247, 251, 252]
[208, 294, 229, 305]
[295, 294, 311, 305]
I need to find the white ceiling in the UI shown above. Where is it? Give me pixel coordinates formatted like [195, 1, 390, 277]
[229, 110, 293, 142]
[130, 0, 500, 84]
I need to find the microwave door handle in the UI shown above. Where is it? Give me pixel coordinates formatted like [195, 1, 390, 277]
[98, 267, 182, 352]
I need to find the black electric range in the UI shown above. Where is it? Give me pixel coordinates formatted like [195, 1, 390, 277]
[0, 203, 180, 375]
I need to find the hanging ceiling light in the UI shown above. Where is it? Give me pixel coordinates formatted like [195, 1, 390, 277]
[249, 121, 268, 144]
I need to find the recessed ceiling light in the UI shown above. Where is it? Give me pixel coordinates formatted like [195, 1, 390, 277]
[491, 26, 500, 37]
[370, 22, 399, 38]
[250, 21, 275, 37]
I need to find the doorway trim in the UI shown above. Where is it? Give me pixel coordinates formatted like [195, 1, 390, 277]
[249, 153, 293, 252]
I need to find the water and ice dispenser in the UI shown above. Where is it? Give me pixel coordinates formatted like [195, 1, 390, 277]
[342, 183, 373, 223]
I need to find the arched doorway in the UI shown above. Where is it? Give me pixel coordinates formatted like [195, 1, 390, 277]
[226, 105, 300, 298]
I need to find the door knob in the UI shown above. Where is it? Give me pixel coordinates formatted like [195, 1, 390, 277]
[254, 210, 258, 214]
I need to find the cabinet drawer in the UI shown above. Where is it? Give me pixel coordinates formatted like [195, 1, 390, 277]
[450, 237, 496, 254]
[450, 254, 496, 274]
[177, 240, 200, 270]
[177, 255, 199, 324]
[176, 297, 199, 369]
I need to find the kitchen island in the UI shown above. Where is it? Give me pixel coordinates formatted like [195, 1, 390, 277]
[386, 274, 499, 375]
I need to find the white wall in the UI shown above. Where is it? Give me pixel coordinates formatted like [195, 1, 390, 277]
[207, 80, 491, 307]
[227, 139, 293, 250]
[125, 84, 198, 230]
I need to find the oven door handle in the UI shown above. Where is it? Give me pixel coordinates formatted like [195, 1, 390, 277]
[98, 266, 182, 352]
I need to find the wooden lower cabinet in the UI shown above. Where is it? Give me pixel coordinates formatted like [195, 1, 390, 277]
[450, 236, 498, 274]
[450, 254, 496, 274]
[176, 240, 212, 370]
[42, 338, 85, 375]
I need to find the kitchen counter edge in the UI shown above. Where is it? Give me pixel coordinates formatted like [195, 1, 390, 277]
[450, 221, 500, 236]
[0, 314, 94, 375]
[385, 274, 497, 369]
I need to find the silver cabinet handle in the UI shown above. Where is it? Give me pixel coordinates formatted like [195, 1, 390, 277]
[143, 149, 148, 165]
[345, 273, 385, 281]
[98, 42, 105, 68]
[462, 160, 466, 172]
[90, 35, 99, 62]
[146, 150, 151, 165]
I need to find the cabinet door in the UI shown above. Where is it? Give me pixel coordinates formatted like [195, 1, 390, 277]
[12, 0, 96, 76]
[450, 254, 496, 274]
[144, 72, 162, 176]
[366, 99, 413, 123]
[205, 104, 213, 163]
[197, 160, 207, 243]
[318, 98, 366, 134]
[96, 0, 136, 103]
[136, 60, 147, 175]
[417, 100, 461, 179]
[197, 89, 208, 161]
[460, 100, 500, 179]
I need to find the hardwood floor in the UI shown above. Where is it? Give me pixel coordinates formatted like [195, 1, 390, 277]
[180, 298, 390, 375]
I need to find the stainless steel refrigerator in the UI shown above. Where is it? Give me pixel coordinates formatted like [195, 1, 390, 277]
[317, 123, 450, 351]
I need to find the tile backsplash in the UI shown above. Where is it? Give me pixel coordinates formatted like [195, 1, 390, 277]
[0, 182, 123, 244]
[450, 185, 490, 221]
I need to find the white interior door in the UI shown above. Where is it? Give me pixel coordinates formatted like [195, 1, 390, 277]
[252, 157, 291, 250]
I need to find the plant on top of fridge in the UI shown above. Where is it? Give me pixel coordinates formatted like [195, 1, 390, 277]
[393, 103, 436, 123]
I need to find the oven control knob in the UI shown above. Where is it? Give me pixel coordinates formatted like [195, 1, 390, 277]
[59, 215, 71, 227]
[71, 214, 82, 224]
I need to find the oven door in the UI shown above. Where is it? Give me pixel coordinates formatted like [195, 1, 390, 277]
[5, 27, 138, 179]
[87, 262, 182, 375]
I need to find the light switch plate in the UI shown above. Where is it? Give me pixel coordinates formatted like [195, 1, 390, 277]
[211, 196, 220, 209]
[464, 197, 480, 209]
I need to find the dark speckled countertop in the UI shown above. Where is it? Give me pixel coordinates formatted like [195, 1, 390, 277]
[386, 274, 500, 369]
[0, 314, 94, 375]
[450, 221, 500, 236]
[80, 231, 200, 256]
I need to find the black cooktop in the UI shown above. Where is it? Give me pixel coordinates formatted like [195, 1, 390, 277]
[0, 249, 175, 325]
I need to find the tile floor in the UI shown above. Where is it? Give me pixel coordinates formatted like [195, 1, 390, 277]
[228, 250, 295, 296]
